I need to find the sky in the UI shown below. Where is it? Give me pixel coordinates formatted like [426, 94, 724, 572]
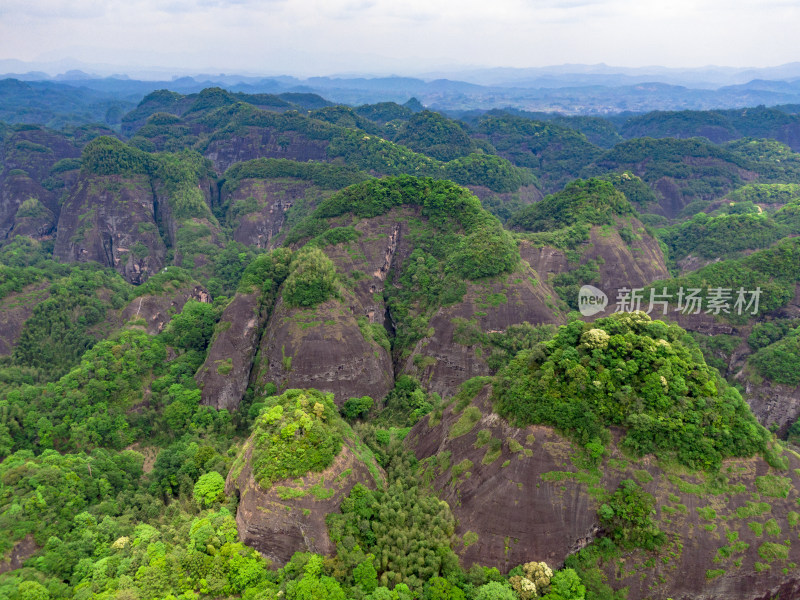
[1, 0, 799, 77]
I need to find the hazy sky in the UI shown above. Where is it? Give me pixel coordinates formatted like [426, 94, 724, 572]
[1, 0, 799, 76]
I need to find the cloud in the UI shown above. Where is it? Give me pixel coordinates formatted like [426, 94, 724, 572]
[1, 0, 800, 74]
[0, 0, 107, 19]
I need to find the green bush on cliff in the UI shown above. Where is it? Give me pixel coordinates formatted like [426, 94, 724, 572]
[493, 312, 772, 469]
[282, 246, 339, 308]
[250, 389, 344, 488]
[644, 236, 800, 322]
[153, 150, 216, 221]
[658, 211, 788, 261]
[222, 158, 370, 191]
[508, 178, 634, 232]
[288, 175, 518, 281]
[81, 136, 154, 176]
[748, 327, 800, 386]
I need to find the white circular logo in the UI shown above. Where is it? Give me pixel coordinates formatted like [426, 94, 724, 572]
[578, 285, 608, 317]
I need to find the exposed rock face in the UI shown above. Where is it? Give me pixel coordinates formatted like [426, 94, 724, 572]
[120, 284, 211, 335]
[520, 217, 670, 320]
[0, 283, 49, 355]
[0, 535, 38, 575]
[677, 253, 720, 275]
[226, 434, 380, 566]
[466, 184, 543, 216]
[649, 158, 758, 218]
[0, 174, 57, 241]
[738, 375, 800, 437]
[252, 211, 413, 405]
[54, 174, 166, 284]
[319, 210, 414, 327]
[223, 178, 332, 249]
[408, 386, 800, 600]
[399, 269, 564, 399]
[408, 387, 601, 572]
[2, 127, 80, 184]
[254, 296, 394, 407]
[204, 129, 329, 173]
[197, 292, 264, 411]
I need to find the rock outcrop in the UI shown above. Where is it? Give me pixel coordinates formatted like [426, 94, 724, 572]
[399, 269, 564, 399]
[223, 178, 330, 249]
[54, 174, 166, 284]
[251, 211, 412, 405]
[225, 389, 383, 566]
[739, 372, 800, 437]
[254, 295, 395, 407]
[0, 174, 57, 242]
[119, 283, 211, 335]
[408, 385, 800, 600]
[228, 442, 379, 566]
[205, 129, 329, 173]
[197, 292, 265, 411]
[520, 217, 670, 320]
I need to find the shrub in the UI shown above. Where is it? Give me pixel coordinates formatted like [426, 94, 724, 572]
[249, 389, 344, 488]
[193, 471, 226, 506]
[341, 396, 374, 420]
[493, 312, 772, 470]
[282, 246, 339, 308]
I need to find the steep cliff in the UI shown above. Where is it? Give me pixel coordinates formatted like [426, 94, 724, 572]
[408, 387, 800, 600]
[407, 313, 800, 600]
[53, 174, 166, 284]
[254, 295, 395, 407]
[225, 389, 383, 565]
[398, 268, 564, 400]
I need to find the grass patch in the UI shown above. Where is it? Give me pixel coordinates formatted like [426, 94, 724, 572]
[451, 459, 473, 482]
[765, 519, 782, 537]
[736, 501, 772, 519]
[449, 406, 482, 440]
[697, 506, 717, 521]
[755, 475, 793, 498]
[758, 542, 790, 563]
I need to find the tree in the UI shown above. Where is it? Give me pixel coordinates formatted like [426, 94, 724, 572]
[354, 555, 379, 593]
[544, 569, 586, 600]
[193, 471, 225, 507]
[17, 581, 50, 600]
[282, 247, 339, 308]
[342, 396, 374, 420]
[474, 581, 516, 600]
[423, 577, 465, 600]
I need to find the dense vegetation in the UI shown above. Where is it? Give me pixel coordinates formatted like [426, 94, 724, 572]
[493, 312, 773, 469]
[657, 211, 788, 262]
[244, 389, 345, 488]
[508, 178, 633, 232]
[5, 85, 800, 600]
[222, 158, 370, 192]
[474, 114, 604, 191]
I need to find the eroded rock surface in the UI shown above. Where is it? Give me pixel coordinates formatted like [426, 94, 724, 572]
[226, 429, 381, 566]
[197, 292, 264, 411]
[408, 386, 800, 600]
[54, 174, 166, 284]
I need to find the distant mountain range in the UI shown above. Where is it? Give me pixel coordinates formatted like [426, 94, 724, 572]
[6, 59, 800, 120]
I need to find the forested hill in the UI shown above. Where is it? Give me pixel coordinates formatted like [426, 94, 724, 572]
[3, 87, 800, 600]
